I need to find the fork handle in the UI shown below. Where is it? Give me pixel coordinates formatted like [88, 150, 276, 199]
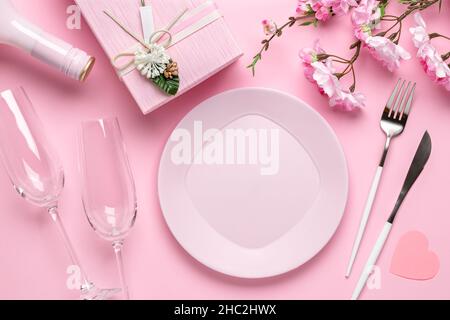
[345, 165, 383, 278]
[345, 136, 392, 277]
[379, 135, 392, 167]
[351, 222, 393, 300]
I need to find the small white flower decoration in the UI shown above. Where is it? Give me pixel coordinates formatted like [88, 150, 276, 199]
[135, 43, 171, 79]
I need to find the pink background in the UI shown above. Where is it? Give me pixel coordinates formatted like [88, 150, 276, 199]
[0, 0, 449, 300]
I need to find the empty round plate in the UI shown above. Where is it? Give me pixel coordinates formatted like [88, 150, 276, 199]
[158, 88, 348, 278]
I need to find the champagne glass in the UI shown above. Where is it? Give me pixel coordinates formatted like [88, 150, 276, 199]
[79, 117, 137, 300]
[0, 87, 119, 300]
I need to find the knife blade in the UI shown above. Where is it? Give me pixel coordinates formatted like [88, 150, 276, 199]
[388, 131, 432, 223]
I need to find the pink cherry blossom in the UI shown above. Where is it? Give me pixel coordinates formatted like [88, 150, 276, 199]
[311, 60, 340, 97]
[299, 42, 337, 95]
[332, 0, 358, 15]
[311, 61, 365, 111]
[351, 0, 410, 71]
[315, 5, 331, 21]
[262, 19, 277, 36]
[365, 36, 411, 72]
[299, 40, 325, 82]
[330, 90, 366, 111]
[351, 0, 381, 40]
[296, 0, 313, 15]
[299, 42, 365, 111]
[409, 13, 429, 47]
[310, 1, 322, 12]
[351, 0, 380, 26]
[296, 0, 358, 18]
[299, 40, 325, 62]
[303, 63, 316, 83]
[419, 44, 450, 90]
[410, 13, 450, 91]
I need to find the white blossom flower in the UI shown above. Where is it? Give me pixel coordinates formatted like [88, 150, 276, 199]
[135, 43, 170, 79]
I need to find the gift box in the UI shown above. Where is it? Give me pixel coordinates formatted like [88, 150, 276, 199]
[76, 0, 242, 114]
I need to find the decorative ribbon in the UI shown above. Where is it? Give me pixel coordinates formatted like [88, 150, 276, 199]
[108, 0, 222, 79]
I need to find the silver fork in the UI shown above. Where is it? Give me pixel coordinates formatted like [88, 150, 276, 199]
[345, 79, 416, 278]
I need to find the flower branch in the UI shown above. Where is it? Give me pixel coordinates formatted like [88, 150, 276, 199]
[248, 0, 360, 75]
[429, 33, 450, 41]
[247, 14, 316, 76]
[250, 0, 447, 111]
[441, 52, 450, 61]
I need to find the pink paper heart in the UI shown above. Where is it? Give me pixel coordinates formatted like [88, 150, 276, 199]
[390, 231, 439, 280]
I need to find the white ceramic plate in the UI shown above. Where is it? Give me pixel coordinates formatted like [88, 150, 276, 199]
[158, 88, 348, 278]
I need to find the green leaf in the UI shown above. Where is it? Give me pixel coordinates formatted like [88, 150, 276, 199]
[300, 21, 314, 26]
[152, 75, 180, 96]
[246, 54, 261, 76]
[380, 5, 386, 17]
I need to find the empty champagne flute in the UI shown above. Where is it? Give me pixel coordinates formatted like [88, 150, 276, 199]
[79, 117, 137, 300]
[0, 87, 119, 300]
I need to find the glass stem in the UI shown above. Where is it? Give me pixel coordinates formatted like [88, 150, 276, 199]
[112, 240, 129, 300]
[47, 206, 92, 291]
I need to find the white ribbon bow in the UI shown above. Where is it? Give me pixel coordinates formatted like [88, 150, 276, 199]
[111, 9, 187, 77]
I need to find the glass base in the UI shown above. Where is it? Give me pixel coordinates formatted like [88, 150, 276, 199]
[80, 283, 121, 300]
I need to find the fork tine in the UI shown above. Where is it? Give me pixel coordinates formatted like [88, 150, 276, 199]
[396, 81, 411, 120]
[391, 80, 406, 119]
[402, 83, 416, 117]
[387, 79, 401, 117]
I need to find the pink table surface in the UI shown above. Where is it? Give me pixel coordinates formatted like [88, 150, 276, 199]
[0, 0, 449, 300]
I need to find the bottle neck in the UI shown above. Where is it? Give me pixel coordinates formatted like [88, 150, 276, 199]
[0, 10, 94, 81]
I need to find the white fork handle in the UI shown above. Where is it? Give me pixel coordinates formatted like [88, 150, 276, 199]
[346, 166, 383, 278]
[351, 222, 392, 300]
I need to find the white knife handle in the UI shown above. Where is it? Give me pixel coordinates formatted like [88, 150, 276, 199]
[351, 222, 392, 300]
[346, 166, 383, 278]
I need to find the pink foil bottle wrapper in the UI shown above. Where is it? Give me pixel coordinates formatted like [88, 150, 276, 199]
[76, 0, 243, 114]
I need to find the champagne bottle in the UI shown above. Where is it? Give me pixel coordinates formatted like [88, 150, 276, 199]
[0, 0, 95, 82]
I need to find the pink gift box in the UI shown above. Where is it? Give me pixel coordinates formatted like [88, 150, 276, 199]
[76, 0, 242, 114]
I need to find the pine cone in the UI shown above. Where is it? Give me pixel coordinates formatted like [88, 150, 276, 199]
[164, 61, 179, 79]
